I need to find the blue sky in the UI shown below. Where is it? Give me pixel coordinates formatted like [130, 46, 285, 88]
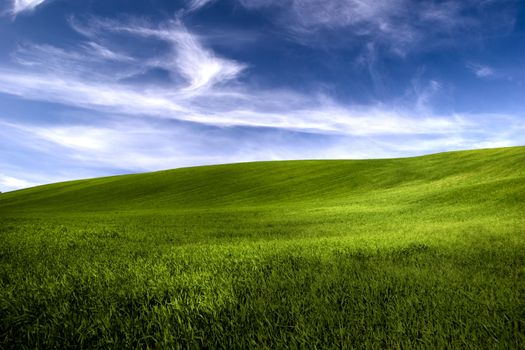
[0, 0, 524, 191]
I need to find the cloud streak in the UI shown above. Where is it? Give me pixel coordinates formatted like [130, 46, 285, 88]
[467, 62, 495, 78]
[68, 17, 247, 91]
[0, 174, 36, 191]
[0, 17, 474, 137]
[236, 0, 513, 55]
[187, 0, 216, 12]
[10, 0, 48, 15]
[0, 66, 475, 136]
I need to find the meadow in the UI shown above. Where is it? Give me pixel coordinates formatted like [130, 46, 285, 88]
[0, 146, 524, 348]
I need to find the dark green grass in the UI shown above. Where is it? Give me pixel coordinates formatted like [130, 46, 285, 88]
[1, 147, 524, 348]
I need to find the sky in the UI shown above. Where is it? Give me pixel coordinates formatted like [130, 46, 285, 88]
[0, 0, 524, 191]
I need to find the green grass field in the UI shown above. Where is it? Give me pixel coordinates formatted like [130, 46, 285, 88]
[1, 146, 524, 348]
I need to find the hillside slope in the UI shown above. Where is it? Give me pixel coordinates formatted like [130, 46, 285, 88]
[1, 146, 524, 348]
[1, 146, 524, 214]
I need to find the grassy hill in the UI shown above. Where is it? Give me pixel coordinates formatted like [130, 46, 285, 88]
[1, 146, 524, 348]
[2, 146, 524, 211]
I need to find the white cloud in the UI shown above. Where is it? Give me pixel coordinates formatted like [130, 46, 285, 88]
[0, 174, 36, 191]
[0, 69, 190, 115]
[239, 0, 415, 49]
[82, 42, 134, 62]
[11, 0, 47, 15]
[167, 27, 246, 91]
[68, 17, 247, 92]
[0, 68, 471, 136]
[187, 0, 216, 12]
[236, 0, 510, 55]
[33, 126, 113, 152]
[467, 62, 495, 78]
[414, 80, 441, 113]
[0, 17, 470, 137]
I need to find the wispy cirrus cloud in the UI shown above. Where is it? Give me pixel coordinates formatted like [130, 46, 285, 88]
[0, 16, 470, 136]
[466, 62, 495, 78]
[0, 174, 36, 191]
[236, 0, 514, 54]
[161, 25, 246, 91]
[11, 42, 135, 81]
[0, 15, 522, 139]
[0, 66, 473, 136]
[187, 0, 216, 12]
[69, 16, 247, 91]
[1, 118, 392, 183]
[10, 0, 48, 15]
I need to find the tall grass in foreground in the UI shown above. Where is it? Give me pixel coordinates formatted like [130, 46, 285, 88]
[1, 147, 524, 348]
